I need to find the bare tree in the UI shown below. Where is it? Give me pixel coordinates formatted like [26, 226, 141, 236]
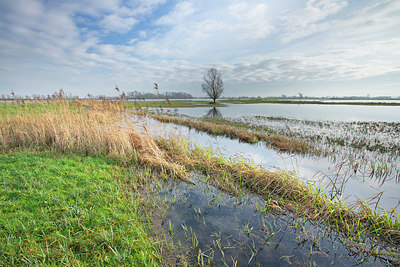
[202, 68, 224, 104]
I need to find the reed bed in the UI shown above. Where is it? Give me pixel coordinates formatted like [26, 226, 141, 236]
[0, 98, 186, 178]
[149, 113, 311, 154]
[156, 136, 400, 263]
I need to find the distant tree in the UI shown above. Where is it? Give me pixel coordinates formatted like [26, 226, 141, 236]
[202, 68, 224, 104]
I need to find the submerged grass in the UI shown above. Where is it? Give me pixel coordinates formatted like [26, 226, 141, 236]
[149, 113, 312, 154]
[230, 115, 400, 182]
[156, 136, 400, 263]
[0, 150, 158, 265]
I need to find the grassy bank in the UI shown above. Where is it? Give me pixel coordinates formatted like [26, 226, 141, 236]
[0, 151, 158, 265]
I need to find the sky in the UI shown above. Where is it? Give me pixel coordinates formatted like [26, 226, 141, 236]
[0, 0, 399, 98]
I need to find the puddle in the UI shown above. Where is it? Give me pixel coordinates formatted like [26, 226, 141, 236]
[148, 174, 388, 266]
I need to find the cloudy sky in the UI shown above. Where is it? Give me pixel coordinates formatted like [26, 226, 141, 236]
[0, 0, 399, 98]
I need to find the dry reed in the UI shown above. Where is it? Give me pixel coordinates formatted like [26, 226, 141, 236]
[0, 99, 186, 178]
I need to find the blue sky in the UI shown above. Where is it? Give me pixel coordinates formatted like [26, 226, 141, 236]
[0, 0, 399, 97]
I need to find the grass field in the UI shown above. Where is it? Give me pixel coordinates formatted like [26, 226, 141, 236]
[0, 151, 158, 265]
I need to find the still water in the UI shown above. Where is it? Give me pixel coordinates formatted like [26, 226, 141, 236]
[173, 103, 400, 122]
[150, 175, 386, 266]
[137, 116, 399, 211]
[133, 105, 399, 265]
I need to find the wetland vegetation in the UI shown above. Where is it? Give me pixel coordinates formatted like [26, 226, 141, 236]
[1, 96, 399, 265]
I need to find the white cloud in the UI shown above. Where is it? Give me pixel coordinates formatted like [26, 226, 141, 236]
[281, 0, 348, 43]
[228, 2, 273, 40]
[99, 14, 137, 34]
[156, 1, 196, 25]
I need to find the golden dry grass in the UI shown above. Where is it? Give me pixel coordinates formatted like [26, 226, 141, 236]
[0, 99, 186, 178]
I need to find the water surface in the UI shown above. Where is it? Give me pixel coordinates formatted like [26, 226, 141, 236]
[151, 175, 388, 266]
[136, 116, 399, 211]
[173, 103, 400, 122]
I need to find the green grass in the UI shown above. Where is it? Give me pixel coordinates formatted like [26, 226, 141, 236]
[124, 100, 225, 108]
[0, 101, 84, 119]
[0, 150, 159, 266]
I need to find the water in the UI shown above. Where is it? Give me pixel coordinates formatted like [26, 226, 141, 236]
[132, 109, 398, 265]
[149, 175, 388, 266]
[135, 115, 400, 211]
[173, 103, 400, 122]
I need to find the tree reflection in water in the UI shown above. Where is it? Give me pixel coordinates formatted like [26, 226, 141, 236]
[204, 107, 222, 118]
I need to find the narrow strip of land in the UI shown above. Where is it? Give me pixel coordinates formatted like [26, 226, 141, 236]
[122, 99, 400, 108]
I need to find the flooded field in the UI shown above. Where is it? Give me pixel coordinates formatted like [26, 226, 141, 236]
[136, 113, 399, 211]
[134, 102, 399, 265]
[173, 103, 400, 122]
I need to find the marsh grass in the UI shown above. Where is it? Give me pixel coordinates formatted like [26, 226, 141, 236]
[149, 113, 311, 154]
[156, 136, 400, 263]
